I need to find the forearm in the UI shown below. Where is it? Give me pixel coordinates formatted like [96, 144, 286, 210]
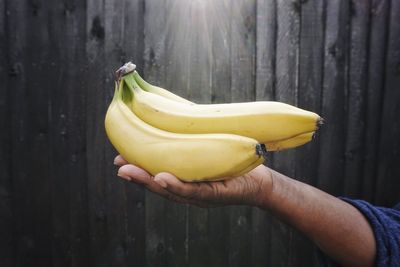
[256, 166, 376, 267]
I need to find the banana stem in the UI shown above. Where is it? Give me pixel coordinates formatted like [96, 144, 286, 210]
[115, 62, 136, 81]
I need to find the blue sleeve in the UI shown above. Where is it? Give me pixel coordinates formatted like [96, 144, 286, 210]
[339, 198, 400, 267]
[318, 199, 400, 267]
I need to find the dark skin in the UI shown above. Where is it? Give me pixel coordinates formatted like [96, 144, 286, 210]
[115, 155, 376, 267]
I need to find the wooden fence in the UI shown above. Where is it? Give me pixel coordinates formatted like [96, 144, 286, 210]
[1, 0, 400, 266]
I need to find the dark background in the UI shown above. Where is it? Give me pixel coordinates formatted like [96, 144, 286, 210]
[1, 0, 400, 266]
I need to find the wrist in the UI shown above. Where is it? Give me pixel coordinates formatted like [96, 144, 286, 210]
[250, 165, 275, 208]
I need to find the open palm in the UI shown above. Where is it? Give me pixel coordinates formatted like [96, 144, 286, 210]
[114, 155, 272, 208]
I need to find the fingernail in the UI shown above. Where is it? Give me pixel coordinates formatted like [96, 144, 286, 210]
[154, 177, 167, 188]
[117, 172, 131, 181]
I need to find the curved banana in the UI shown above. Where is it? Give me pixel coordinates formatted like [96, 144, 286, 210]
[131, 70, 316, 151]
[123, 73, 321, 143]
[105, 81, 266, 182]
[265, 131, 314, 151]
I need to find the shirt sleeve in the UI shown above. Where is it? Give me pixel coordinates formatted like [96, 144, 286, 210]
[338, 198, 400, 267]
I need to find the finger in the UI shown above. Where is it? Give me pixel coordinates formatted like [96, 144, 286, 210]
[154, 172, 216, 201]
[117, 165, 202, 206]
[114, 155, 128, 166]
[117, 164, 151, 183]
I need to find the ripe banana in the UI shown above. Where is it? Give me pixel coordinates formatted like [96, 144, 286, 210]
[131, 69, 316, 151]
[265, 131, 314, 151]
[122, 71, 321, 144]
[105, 80, 266, 182]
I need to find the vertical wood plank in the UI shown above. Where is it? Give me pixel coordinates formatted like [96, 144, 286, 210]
[317, 0, 350, 196]
[120, 1, 146, 265]
[8, 0, 53, 265]
[159, 1, 189, 266]
[253, 0, 276, 266]
[362, 0, 390, 202]
[48, 1, 90, 267]
[6, 0, 28, 265]
[0, 0, 14, 266]
[143, 1, 168, 265]
[295, 0, 326, 265]
[183, 1, 213, 267]
[207, 1, 232, 266]
[64, 0, 91, 261]
[343, 0, 371, 198]
[376, 0, 400, 206]
[271, 0, 300, 266]
[228, 1, 256, 267]
[103, 1, 132, 266]
[211, 0, 231, 104]
[85, 0, 108, 266]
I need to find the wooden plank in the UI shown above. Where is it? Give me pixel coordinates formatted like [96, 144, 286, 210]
[343, 0, 371, 198]
[210, 0, 232, 104]
[161, 1, 193, 265]
[253, 0, 276, 266]
[6, 1, 28, 265]
[181, 1, 214, 266]
[85, 0, 109, 266]
[295, 0, 326, 266]
[362, 0, 390, 202]
[104, 1, 130, 266]
[206, 1, 232, 266]
[143, 0, 168, 265]
[0, 0, 14, 266]
[47, 1, 90, 267]
[8, 1, 53, 265]
[228, 1, 256, 266]
[270, 0, 301, 266]
[317, 0, 350, 196]
[120, 1, 146, 265]
[376, 0, 400, 206]
[47, 2, 73, 266]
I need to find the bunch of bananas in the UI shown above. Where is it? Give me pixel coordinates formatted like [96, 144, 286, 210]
[105, 62, 322, 182]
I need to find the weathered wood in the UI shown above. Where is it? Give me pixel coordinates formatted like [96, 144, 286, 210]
[204, 2, 232, 266]
[317, 0, 350, 196]
[362, 0, 390, 202]
[376, 0, 400, 207]
[47, 1, 90, 267]
[1, 1, 400, 266]
[6, 2, 28, 266]
[343, 0, 371, 198]
[211, 0, 232, 104]
[85, 0, 109, 266]
[7, 1, 53, 265]
[178, 2, 215, 266]
[271, 0, 301, 266]
[0, 0, 14, 266]
[253, 0, 276, 266]
[228, 1, 256, 267]
[120, 1, 146, 265]
[295, 0, 326, 265]
[143, 1, 169, 266]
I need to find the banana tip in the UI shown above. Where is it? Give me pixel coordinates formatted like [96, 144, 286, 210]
[256, 144, 268, 160]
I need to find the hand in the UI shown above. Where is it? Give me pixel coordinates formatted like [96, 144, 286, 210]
[114, 155, 273, 208]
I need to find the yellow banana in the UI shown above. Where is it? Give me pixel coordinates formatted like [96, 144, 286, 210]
[122, 72, 321, 143]
[105, 80, 265, 182]
[131, 69, 316, 151]
[265, 131, 314, 151]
